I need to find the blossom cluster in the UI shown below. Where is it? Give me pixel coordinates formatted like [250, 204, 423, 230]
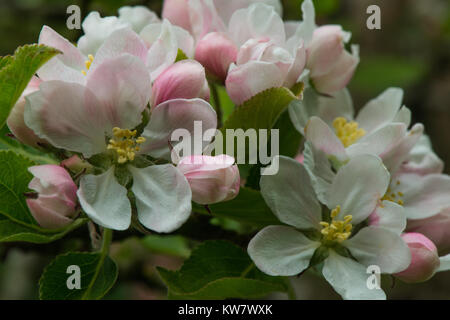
[6, 0, 450, 299]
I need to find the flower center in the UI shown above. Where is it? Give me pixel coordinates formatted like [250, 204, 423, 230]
[381, 180, 404, 206]
[319, 205, 353, 243]
[107, 127, 146, 164]
[332, 117, 366, 147]
[81, 54, 94, 76]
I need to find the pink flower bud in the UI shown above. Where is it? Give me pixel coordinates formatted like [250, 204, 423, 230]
[394, 233, 440, 283]
[26, 165, 78, 229]
[195, 32, 238, 82]
[177, 155, 240, 205]
[151, 60, 210, 108]
[7, 76, 47, 147]
[407, 208, 450, 255]
[162, 0, 192, 33]
[306, 25, 359, 94]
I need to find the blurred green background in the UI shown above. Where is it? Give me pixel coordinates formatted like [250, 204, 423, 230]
[0, 0, 449, 299]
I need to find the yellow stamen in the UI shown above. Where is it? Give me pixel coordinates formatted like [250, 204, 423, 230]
[81, 54, 94, 76]
[381, 187, 404, 206]
[332, 117, 366, 147]
[107, 127, 146, 164]
[320, 205, 353, 243]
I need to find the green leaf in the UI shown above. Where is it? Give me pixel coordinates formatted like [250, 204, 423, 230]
[39, 252, 118, 300]
[193, 187, 280, 227]
[141, 235, 191, 259]
[273, 107, 303, 158]
[222, 87, 298, 133]
[157, 240, 287, 299]
[0, 218, 88, 244]
[0, 44, 61, 128]
[175, 48, 188, 62]
[0, 150, 38, 225]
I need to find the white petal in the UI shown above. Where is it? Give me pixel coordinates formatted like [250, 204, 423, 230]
[129, 165, 192, 233]
[248, 225, 319, 276]
[356, 87, 404, 133]
[316, 88, 354, 127]
[345, 226, 411, 273]
[438, 254, 450, 272]
[91, 28, 148, 69]
[303, 141, 335, 205]
[141, 98, 217, 160]
[369, 201, 406, 234]
[395, 173, 450, 220]
[260, 156, 322, 230]
[304, 116, 347, 163]
[78, 11, 130, 55]
[327, 154, 389, 224]
[228, 3, 285, 47]
[399, 135, 444, 175]
[322, 250, 386, 300]
[77, 167, 131, 231]
[142, 20, 179, 80]
[118, 5, 160, 33]
[288, 87, 319, 133]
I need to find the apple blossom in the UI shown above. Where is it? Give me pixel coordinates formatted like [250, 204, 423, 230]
[248, 155, 411, 300]
[24, 51, 217, 232]
[177, 155, 240, 205]
[151, 60, 210, 108]
[394, 233, 440, 283]
[26, 165, 78, 229]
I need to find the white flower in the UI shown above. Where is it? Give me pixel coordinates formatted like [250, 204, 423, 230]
[248, 155, 411, 299]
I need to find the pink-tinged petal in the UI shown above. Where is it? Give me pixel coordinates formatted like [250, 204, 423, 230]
[368, 201, 406, 235]
[284, 42, 306, 87]
[394, 233, 440, 283]
[304, 116, 347, 163]
[118, 6, 160, 33]
[151, 60, 209, 108]
[162, 0, 192, 33]
[260, 156, 322, 230]
[284, 21, 300, 39]
[248, 225, 320, 276]
[27, 164, 78, 229]
[228, 3, 285, 47]
[312, 45, 359, 95]
[394, 172, 450, 220]
[142, 20, 179, 80]
[188, 0, 226, 40]
[344, 226, 411, 273]
[407, 208, 450, 256]
[24, 81, 109, 158]
[87, 54, 151, 130]
[356, 88, 404, 133]
[141, 98, 217, 160]
[327, 154, 390, 224]
[225, 61, 284, 105]
[128, 164, 192, 233]
[7, 77, 47, 147]
[91, 28, 148, 69]
[177, 155, 240, 204]
[78, 167, 131, 231]
[195, 32, 238, 81]
[37, 26, 86, 84]
[307, 25, 346, 78]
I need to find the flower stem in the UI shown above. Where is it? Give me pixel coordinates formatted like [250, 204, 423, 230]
[210, 82, 223, 127]
[285, 278, 297, 300]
